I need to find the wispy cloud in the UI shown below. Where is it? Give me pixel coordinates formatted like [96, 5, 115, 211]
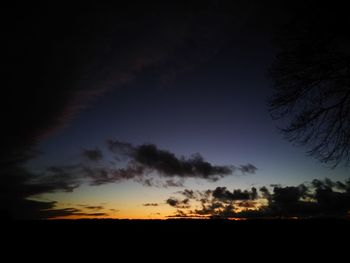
[143, 203, 159, 207]
[105, 141, 257, 182]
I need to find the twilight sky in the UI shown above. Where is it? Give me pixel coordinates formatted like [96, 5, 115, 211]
[3, 1, 349, 219]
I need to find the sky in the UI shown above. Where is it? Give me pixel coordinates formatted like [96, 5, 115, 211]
[3, 1, 350, 219]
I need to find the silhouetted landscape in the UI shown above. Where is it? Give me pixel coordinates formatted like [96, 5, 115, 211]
[4, 219, 350, 242]
[2, 1, 350, 240]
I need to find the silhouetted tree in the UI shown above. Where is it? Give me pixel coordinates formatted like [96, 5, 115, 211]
[269, 4, 350, 166]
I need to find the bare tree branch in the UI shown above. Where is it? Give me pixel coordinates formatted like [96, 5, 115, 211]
[268, 4, 350, 167]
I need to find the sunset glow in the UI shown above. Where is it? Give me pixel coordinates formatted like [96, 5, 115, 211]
[3, 1, 349, 222]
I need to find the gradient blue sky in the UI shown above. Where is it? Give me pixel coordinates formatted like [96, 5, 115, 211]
[27, 23, 349, 218]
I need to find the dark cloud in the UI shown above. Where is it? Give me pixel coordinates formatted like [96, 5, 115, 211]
[41, 208, 107, 218]
[82, 148, 103, 162]
[134, 178, 184, 188]
[167, 210, 191, 218]
[180, 189, 197, 199]
[238, 164, 258, 174]
[166, 198, 190, 209]
[193, 202, 225, 217]
[80, 205, 104, 210]
[212, 187, 258, 202]
[83, 166, 145, 186]
[37, 165, 82, 192]
[3, 201, 107, 219]
[143, 203, 159, 207]
[176, 189, 214, 204]
[107, 141, 256, 181]
[0, 164, 83, 220]
[39, 208, 82, 218]
[164, 179, 185, 188]
[1, 199, 57, 220]
[83, 213, 106, 217]
[132, 144, 232, 180]
[166, 198, 180, 207]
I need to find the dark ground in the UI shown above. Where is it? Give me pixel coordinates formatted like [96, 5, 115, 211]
[2, 219, 348, 258]
[5, 218, 350, 236]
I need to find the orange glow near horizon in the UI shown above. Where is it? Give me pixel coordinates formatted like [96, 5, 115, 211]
[52, 201, 265, 220]
[48, 211, 171, 220]
[46, 202, 174, 220]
